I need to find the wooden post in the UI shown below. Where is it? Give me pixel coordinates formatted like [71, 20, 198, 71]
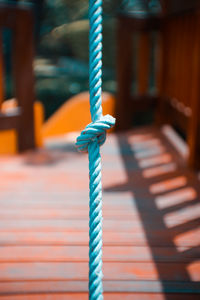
[115, 17, 133, 131]
[137, 31, 150, 95]
[155, 24, 168, 126]
[13, 8, 36, 151]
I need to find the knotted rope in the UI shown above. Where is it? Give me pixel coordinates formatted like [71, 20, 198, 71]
[76, 115, 115, 153]
[76, 0, 115, 299]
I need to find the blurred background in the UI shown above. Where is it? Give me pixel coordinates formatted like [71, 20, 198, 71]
[0, 1, 200, 299]
[1, 0, 200, 161]
[3, 0, 121, 120]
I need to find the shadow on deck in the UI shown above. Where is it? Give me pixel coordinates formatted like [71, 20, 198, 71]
[105, 126, 200, 299]
[0, 127, 199, 299]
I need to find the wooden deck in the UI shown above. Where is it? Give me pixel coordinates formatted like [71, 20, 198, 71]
[0, 127, 200, 299]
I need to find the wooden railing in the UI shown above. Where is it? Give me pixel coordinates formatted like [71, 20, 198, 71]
[116, 1, 200, 169]
[0, 2, 36, 152]
[157, 9, 200, 168]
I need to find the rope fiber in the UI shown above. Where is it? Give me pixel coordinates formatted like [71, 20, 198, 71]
[76, 0, 115, 298]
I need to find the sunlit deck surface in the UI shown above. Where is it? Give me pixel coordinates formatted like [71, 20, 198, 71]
[0, 126, 200, 300]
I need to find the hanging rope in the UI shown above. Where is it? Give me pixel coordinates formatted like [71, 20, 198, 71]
[76, 0, 115, 299]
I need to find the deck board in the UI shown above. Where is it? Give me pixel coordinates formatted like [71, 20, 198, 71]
[1, 294, 200, 300]
[0, 126, 200, 298]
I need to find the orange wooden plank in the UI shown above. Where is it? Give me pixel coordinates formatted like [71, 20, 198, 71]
[142, 162, 176, 178]
[1, 208, 198, 224]
[0, 245, 198, 262]
[0, 294, 88, 300]
[0, 203, 135, 212]
[0, 216, 199, 232]
[139, 154, 173, 169]
[0, 219, 147, 231]
[0, 280, 199, 294]
[163, 203, 200, 228]
[0, 231, 147, 246]
[174, 227, 200, 249]
[0, 262, 199, 281]
[0, 230, 199, 247]
[0, 197, 134, 207]
[0, 208, 136, 220]
[149, 176, 187, 194]
[155, 187, 197, 209]
[1, 294, 200, 300]
[1, 293, 200, 300]
[133, 145, 166, 160]
[0, 219, 195, 233]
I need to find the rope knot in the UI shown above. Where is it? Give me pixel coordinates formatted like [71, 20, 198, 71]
[76, 114, 116, 153]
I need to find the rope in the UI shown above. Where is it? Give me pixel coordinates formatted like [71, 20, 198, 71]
[76, 0, 115, 299]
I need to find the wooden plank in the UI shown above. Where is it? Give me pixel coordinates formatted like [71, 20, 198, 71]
[0, 208, 137, 219]
[0, 262, 199, 281]
[0, 219, 146, 231]
[138, 153, 173, 168]
[149, 176, 187, 194]
[0, 202, 135, 210]
[0, 207, 199, 227]
[0, 197, 134, 205]
[0, 280, 199, 295]
[163, 203, 200, 228]
[1, 293, 200, 300]
[0, 231, 147, 246]
[0, 230, 198, 247]
[174, 227, 200, 249]
[0, 246, 198, 262]
[142, 162, 176, 178]
[155, 187, 197, 209]
[0, 217, 199, 232]
[133, 144, 166, 159]
[0, 295, 88, 300]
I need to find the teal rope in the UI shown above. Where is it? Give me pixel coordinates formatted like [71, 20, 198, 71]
[76, 0, 115, 299]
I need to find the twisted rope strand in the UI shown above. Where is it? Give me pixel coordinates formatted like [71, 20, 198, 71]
[89, 0, 103, 122]
[76, 1, 115, 299]
[88, 139, 103, 299]
[89, 3, 104, 296]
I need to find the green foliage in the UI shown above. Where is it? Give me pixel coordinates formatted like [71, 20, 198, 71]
[36, 0, 118, 118]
